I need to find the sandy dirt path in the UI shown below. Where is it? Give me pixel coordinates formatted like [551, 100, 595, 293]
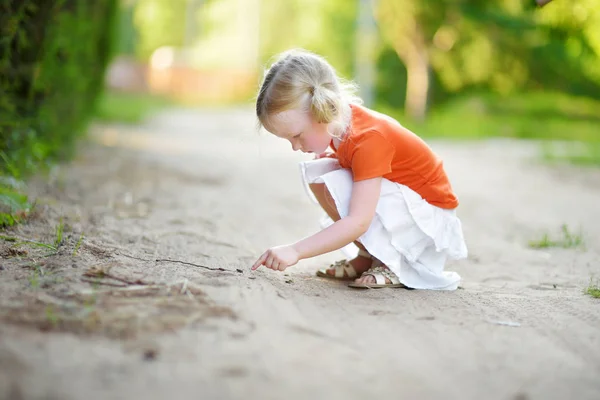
[1, 107, 599, 400]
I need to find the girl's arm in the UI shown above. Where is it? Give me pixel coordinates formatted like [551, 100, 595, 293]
[293, 177, 382, 259]
[251, 177, 382, 271]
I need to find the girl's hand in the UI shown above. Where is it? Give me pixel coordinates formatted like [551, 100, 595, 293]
[251, 245, 300, 271]
[314, 152, 333, 159]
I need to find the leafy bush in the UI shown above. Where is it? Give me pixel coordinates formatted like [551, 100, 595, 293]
[0, 0, 118, 177]
[0, 0, 118, 226]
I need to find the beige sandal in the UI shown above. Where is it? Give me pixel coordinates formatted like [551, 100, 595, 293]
[316, 250, 372, 281]
[348, 260, 406, 289]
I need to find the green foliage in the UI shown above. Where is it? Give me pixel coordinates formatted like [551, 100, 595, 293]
[122, 0, 600, 121]
[132, 0, 189, 60]
[256, 0, 358, 79]
[382, 91, 600, 142]
[374, 0, 600, 115]
[0, 175, 30, 228]
[375, 47, 408, 110]
[0, 0, 119, 179]
[0, 186, 30, 228]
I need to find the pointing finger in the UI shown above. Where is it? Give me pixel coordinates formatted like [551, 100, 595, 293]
[251, 252, 267, 271]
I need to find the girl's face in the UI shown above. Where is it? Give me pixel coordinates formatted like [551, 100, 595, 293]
[267, 109, 331, 154]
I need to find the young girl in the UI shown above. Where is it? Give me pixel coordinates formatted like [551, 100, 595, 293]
[251, 49, 468, 290]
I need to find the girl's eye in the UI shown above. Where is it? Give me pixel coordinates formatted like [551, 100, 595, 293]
[293, 133, 302, 139]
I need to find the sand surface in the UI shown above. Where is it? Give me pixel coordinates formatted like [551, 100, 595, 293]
[1, 107, 599, 400]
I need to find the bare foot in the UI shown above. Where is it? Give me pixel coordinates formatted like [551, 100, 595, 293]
[325, 254, 372, 278]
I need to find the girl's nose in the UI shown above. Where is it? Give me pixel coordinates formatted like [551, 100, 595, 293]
[291, 141, 301, 151]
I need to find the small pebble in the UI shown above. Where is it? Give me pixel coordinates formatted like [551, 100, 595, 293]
[143, 349, 157, 361]
[236, 268, 243, 273]
[0, 265, 5, 271]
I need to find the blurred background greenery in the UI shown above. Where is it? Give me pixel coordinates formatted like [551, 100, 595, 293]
[104, 0, 599, 141]
[1, 0, 599, 225]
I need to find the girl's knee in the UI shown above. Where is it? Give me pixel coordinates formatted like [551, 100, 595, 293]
[309, 183, 330, 196]
[309, 183, 324, 194]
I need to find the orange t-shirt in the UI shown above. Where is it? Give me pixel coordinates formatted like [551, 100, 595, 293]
[331, 104, 459, 209]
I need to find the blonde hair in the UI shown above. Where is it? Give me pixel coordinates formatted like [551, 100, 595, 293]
[255, 49, 362, 138]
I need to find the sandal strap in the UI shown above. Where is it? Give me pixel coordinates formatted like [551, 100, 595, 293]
[329, 259, 358, 278]
[363, 261, 400, 285]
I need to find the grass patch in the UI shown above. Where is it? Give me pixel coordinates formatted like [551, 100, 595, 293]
[380, 91, 600, 142]
[72, 233, 85, 256]
[0, 180, 30, 228]
[7, 219, 66, 255]
[0, 152, 31, 228]
[53, 218, 65, 249]
[585, 279, 600, 299]
[12, 240, 57, 251]
[529, 224, 584, 249]
[93, 91, 177, 124]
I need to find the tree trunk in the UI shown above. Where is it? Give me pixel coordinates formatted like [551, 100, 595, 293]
[389, 20, 430, 121]
[404, 48, 430, 122]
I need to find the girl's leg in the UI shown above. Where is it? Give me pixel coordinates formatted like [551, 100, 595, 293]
[309, 183, 372, 276]
[309, 183, 394, 285]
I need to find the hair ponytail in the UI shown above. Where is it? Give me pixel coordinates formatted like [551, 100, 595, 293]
[309, 85, 340, 124]
[256, 49, 362, 137]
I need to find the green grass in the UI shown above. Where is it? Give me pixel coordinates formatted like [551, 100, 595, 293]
[53, 218, 65, 249]
[93, 91, 177, 124]
[0, 150, 31, 228]
[529, 224, 584, 249]
[586, 285, 600, 298]
[6, 220, 66, 255]
[72, 233, 84, 256]
[379, 91, 600, 168]
[381, 91, 600, 142]
[0, 181, 30, 228]
[585, 277, 600, 299]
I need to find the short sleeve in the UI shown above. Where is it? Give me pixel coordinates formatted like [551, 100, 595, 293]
[349, 131, 395, 181]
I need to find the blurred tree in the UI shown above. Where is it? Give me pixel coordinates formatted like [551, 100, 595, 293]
[133, 0, 188, 60]
[375, 0, 450, 120]
[115, 0, 600, 116]
[258, 0, 357, 78]
[534, 0, 600, 89]
[1, 0, 118, 178]
[374, 0, 600, 120]
[117, 0, 138, 55]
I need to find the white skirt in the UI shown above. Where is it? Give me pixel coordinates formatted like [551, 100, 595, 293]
[299, 158, 468, 290]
